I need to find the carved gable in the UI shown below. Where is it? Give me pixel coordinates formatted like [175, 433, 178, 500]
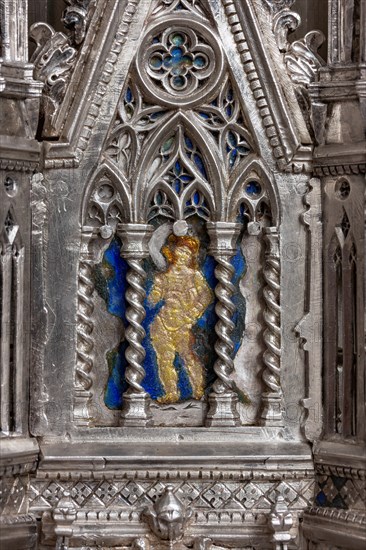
[1, 1, 364, 549]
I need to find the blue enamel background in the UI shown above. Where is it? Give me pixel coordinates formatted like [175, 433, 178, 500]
[95, 235, 246, 409]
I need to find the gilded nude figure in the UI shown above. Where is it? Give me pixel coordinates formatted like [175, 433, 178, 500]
[149, 235, 213, 404]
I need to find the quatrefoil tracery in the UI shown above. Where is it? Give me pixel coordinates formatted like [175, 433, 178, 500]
[136, 16, 225, 107]
[147, 29, 213, 93]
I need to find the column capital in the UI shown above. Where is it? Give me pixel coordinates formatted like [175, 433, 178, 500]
[206, 222, 242, 256]
[117, 223, 154, 259]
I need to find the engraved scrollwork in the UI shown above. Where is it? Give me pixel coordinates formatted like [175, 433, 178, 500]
[136, 15, 225, 108]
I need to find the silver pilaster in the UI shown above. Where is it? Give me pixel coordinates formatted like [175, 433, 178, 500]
[260, 227, 283, 426]
[205, 221, 242, 427]
[118, 223, 154, 427]
[74, 229, 95, 427]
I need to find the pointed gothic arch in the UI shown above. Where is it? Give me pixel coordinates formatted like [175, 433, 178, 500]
[133, 112, 222, 221]
[227, 157, 280, 224]
[81, 162, 131, 228]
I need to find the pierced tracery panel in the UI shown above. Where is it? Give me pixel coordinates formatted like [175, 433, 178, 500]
[323, 178, 365, 440]
[136, 16, 225, 107]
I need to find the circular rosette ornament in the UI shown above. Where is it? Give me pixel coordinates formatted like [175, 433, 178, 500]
[136, 16, 225, 107]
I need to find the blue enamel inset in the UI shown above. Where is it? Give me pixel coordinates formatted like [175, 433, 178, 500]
[94, 238, 129, 410]
[245, 181, 262, 196]
[98, 228, 246, 409]
[194, 55, 206, 68]
[125, 87, 133, 103]
[193, 153, 207, 179]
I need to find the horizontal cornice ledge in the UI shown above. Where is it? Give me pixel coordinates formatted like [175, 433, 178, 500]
[0, 436, 40, 476]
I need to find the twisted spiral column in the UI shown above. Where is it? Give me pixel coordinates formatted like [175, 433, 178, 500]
[118, 224, 153, 427]
[206, 222, 242, 427]
[125, 259, 148, 393]
[213, 257, 236, 392]
[74, 230, 95, 426]
[260, 227, 283, 426]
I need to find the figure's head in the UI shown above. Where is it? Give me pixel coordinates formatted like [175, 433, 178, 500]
[162, 235, 199, 269]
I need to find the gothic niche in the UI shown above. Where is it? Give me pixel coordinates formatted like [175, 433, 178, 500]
[74, 0, 280, 429]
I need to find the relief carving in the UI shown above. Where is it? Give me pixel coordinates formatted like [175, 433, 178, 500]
[284, 31, 325, 87]
[2, 1, 364, 550]
[284, 31, 326, 142]
[82, 0, 276, 428]
[29, 0, 94, 136]
[62, 0, 95, 46]
[149, 234, 213, 404]
[142, 485, 193, 545]
[30, 23, 77, 132]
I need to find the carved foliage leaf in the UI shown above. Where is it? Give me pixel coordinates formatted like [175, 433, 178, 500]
[284, 31, 325, 86]
[30, 22, 77, 119]
[62, 0, 94, 46]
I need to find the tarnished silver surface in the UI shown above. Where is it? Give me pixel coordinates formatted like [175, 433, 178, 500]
[206, 222, 242, 427]
[260, 227, 283, 426]
[0, 0, 365, 549]
[118, 224, 154, 427]
[142, 485, 193, 544]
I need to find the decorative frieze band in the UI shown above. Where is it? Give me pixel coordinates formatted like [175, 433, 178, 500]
[313, 163, 366, 176]
[29, 476, 314, 512]
[306, 506, 366, 524]
[315, 464, 366, 481]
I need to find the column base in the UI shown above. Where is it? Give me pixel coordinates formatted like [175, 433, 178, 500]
[120, 391, 152, 427]
[205, 391, 240, 427]
[260, 393, 283, 426]
[73, 389, 93, 426]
